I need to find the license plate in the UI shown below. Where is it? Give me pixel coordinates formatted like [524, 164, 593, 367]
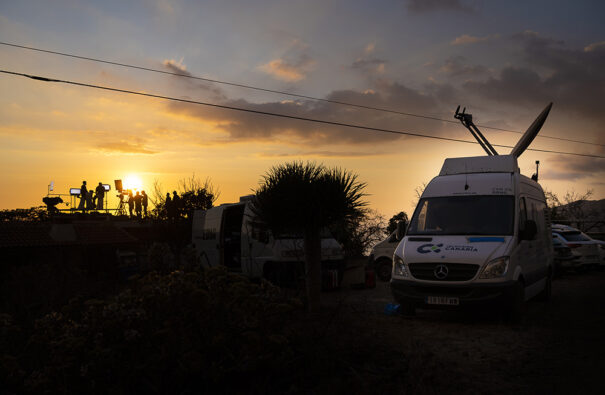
[426, 296, 459, 306]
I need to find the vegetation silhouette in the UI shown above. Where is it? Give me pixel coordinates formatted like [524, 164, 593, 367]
[251, 161, 367, 312]
[387, 211, 409, 235]
[332, 209, 386, 258]
[151, 175, 218, 220]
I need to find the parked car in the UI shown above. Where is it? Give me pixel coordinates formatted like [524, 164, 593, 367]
[368, 231, 401, 281]
[552, 224, 603, 269]
[552, 236, 580, 274]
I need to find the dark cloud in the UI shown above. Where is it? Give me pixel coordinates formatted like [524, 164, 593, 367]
[451, 34, 500, 45]
[464, 31, 605, 123]
[440, 56, 488, 77]
[351, 58, 386, 74]
[541, 137, 605, 182]
[349, 43, 387, 75]
[96, 141, 157, 154]
[165, 80, 453, 146]
[162, 60, 226, 100]
[463, 67, 548, 105]
[406, 0, 474, 13]
[258, 150, 381, 158]
[258, 39, 316, 82]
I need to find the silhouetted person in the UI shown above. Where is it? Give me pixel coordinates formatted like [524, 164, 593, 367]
[134, 191, 143, 218]
[165, 193, 174, 220]
[128, 190, 134, 217]
[141, 190, 148, 217]
[172, 191, 181, 219]
[78, 181, 88, 211]
[95, 182, 105, 210]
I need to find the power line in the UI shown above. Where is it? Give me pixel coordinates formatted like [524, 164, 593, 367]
[1, 40, 602, 148]
[1, 69, 604, 160]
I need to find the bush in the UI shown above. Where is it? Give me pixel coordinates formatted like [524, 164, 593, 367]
[2, 267, 308, 394]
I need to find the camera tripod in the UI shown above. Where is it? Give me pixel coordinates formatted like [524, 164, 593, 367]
[116, 194, 127, 216]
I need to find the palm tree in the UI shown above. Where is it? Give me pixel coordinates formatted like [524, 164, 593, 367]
[251, 162, 367, 312]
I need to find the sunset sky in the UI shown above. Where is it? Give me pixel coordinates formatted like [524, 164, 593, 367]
[1, 0, 604, 219]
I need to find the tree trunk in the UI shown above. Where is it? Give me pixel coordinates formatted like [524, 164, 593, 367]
[304, 227, 322, 313]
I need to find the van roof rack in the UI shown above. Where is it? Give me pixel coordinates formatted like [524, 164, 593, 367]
[439, 155, 519, 176]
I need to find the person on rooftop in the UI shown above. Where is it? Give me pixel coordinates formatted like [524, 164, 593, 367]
[134, 191, 143, 218]
[78, 181, 88, 212]
[95, 182, 105, 211]
[141, 190, 148, 217]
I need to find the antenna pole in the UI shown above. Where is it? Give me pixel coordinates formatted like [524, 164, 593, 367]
[454, 106, 499, 156]
[532, 160, 540, 181]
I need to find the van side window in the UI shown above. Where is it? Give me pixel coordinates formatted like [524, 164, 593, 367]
[543, 205, 552, 232]
[519, 197, 527, 232]
[252, 228, 269, 243]
[533, 200, 546, 234]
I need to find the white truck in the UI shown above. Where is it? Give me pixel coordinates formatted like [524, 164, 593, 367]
[391, 104, 554, 317]
[192, 195, 345, 288]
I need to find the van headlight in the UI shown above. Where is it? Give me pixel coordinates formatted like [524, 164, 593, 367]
[479, 256, 509, 279]
[393, 255, 408, 278]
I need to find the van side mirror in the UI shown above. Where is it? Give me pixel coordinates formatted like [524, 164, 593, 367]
[520, 219, 537, 241]
[396, 221, 406, 241]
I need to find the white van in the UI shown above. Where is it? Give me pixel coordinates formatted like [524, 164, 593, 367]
[390, 155, 553, 316]
[192, 195, 345, 287]
[369, 231, 401, 281]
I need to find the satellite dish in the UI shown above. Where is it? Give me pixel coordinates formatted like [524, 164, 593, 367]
[510, 103, 553, 158]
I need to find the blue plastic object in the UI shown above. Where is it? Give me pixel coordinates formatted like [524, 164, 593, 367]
[384, 303, 400, 315]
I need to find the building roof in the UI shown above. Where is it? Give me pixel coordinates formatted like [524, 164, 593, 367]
[0, 222, 56, 248]
[0, 221, 138, 248]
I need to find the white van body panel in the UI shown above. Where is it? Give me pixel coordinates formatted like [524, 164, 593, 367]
[192, 198, 344, 280]
[391, 155, 553, 310]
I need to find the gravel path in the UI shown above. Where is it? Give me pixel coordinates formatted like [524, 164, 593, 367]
[322, 269, 605, 394]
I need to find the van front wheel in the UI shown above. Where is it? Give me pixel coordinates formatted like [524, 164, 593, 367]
[399, 301, 416, 316]
[375, 258, 392, 282]
[506, 280, 525, 323]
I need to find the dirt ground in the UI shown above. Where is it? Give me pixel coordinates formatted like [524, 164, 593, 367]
[322, 269, 605, 394]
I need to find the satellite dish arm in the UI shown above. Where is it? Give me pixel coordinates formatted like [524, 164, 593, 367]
[454, 106, 498, 156]
[468, 122, 498, 155]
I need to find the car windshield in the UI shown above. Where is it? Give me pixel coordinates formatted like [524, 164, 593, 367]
[558, 231, 591, 242]
[407, 195, 514, 236]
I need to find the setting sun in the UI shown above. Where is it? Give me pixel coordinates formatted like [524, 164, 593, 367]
[123, 174, 144, 192]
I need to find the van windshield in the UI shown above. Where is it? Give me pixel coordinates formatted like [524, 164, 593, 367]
[407, 196, 515, 236]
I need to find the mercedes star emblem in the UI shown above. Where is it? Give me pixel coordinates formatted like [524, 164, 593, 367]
[434, 264, 449, 280]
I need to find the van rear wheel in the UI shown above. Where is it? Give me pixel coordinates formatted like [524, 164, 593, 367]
[536, 270, 552, 301]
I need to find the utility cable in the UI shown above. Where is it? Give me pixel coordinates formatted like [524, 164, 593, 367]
[1, 69, 604, 159]
[1, 41, 602, 148]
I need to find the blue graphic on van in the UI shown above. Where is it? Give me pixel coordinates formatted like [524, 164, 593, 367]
[468, 237, 505, 243]
[417, 243, 444, 254]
